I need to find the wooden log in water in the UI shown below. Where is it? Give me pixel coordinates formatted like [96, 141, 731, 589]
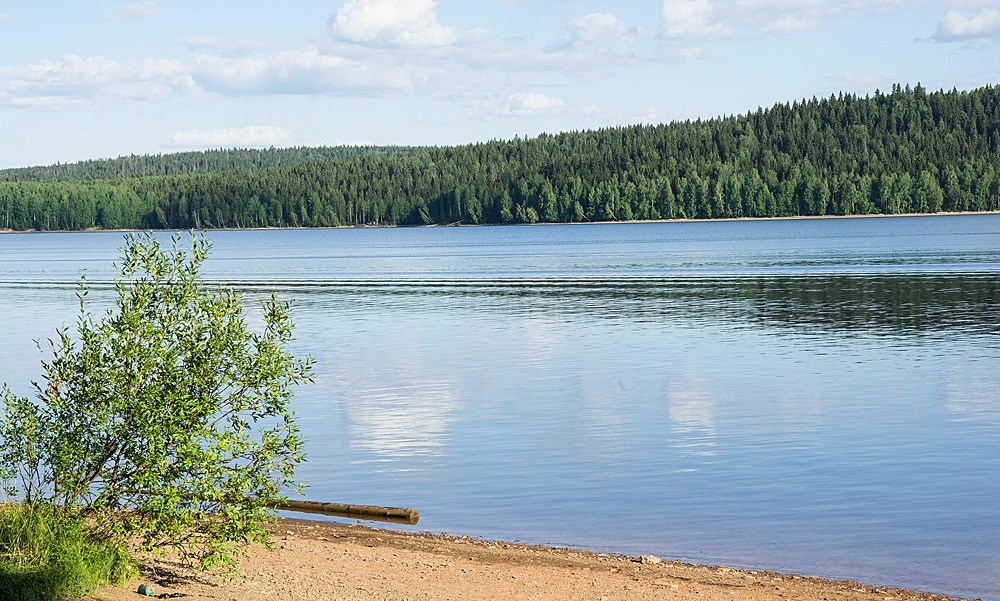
[125, 489, 419, 524]
[272, 499, 419, 524]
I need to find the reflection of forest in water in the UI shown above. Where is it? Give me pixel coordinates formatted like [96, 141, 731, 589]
[240, 273, 1000, 339]
[6, 271, 997, 339]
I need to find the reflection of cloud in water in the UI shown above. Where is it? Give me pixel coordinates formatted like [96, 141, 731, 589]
[667, 376, 717, 457]
[572, 369, 631, 460]
[757, 387, 822, 438]
[346, 380, 460, 460]
[944, 363, 1000, 426]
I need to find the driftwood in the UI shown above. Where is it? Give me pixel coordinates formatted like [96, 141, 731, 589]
[125, 490, 419, 525]
[273, 499, 419, 525]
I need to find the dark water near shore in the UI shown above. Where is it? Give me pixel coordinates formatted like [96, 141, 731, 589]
[2, 215, 999, 600]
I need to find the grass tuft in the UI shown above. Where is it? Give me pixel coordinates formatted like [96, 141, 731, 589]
[0, 503, 136, 600]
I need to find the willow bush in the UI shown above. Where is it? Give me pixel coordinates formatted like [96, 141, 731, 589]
[0, 232, 313, 592]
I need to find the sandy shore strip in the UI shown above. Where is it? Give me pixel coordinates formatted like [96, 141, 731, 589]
[93, 518, 966, 601]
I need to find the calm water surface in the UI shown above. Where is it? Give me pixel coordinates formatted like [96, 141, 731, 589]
[1, 215, 999, 600]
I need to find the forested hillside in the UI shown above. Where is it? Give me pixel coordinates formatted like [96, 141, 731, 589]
[1, 83, 998, 231]
[0, 146, 417, 182]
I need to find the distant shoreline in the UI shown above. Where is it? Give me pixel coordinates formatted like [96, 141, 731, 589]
[3, 210, 999, 235]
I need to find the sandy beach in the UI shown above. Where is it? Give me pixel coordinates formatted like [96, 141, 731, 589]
[93, 519, 964, 601]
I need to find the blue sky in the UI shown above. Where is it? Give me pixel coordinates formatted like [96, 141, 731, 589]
[1, 0, 999, 169]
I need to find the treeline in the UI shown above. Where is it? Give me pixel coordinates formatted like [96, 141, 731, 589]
[1, 83, 998, 231]
[0, 146, 417, 182]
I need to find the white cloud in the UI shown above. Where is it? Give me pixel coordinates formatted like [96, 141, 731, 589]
[0, 6, 663, 117]
[565, 13, 640, 46]
[933, 9, 1000, 42]
[542, 12, 644, 73]
[181, 36, 266, 57]
[676, 47, 706, 62]
[0, 47, 413, 109]
[731, 0, 823, 12]
[329, 0, 485, 47]
[163, 126, 296, 148]
[627, 107, 661, 125]
[0, 54, 190, 109]
[763, 15, 816, 34]
[846, 0, 916, 17]
[667, 0, 926, 39]
[191, 47, 412, 96]
[737, 0, 914, 18]
[505, 92, 567, 117]
[834, 72, 885, 92]
[661, 0, 731, 39]
[113, 2, 160, 19]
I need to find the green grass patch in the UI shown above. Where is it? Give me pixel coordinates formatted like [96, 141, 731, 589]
[0, 503, 136, 601]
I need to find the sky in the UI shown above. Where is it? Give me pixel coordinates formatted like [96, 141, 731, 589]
[1, 0, 999, 169]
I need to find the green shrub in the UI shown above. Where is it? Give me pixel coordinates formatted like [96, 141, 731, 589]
[0, 232, 313, 580]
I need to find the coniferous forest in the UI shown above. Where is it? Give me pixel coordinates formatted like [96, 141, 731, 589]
[1, 83, 998, 231]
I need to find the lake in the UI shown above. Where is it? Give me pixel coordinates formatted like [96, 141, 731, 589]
[1, 215, 999, 600]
